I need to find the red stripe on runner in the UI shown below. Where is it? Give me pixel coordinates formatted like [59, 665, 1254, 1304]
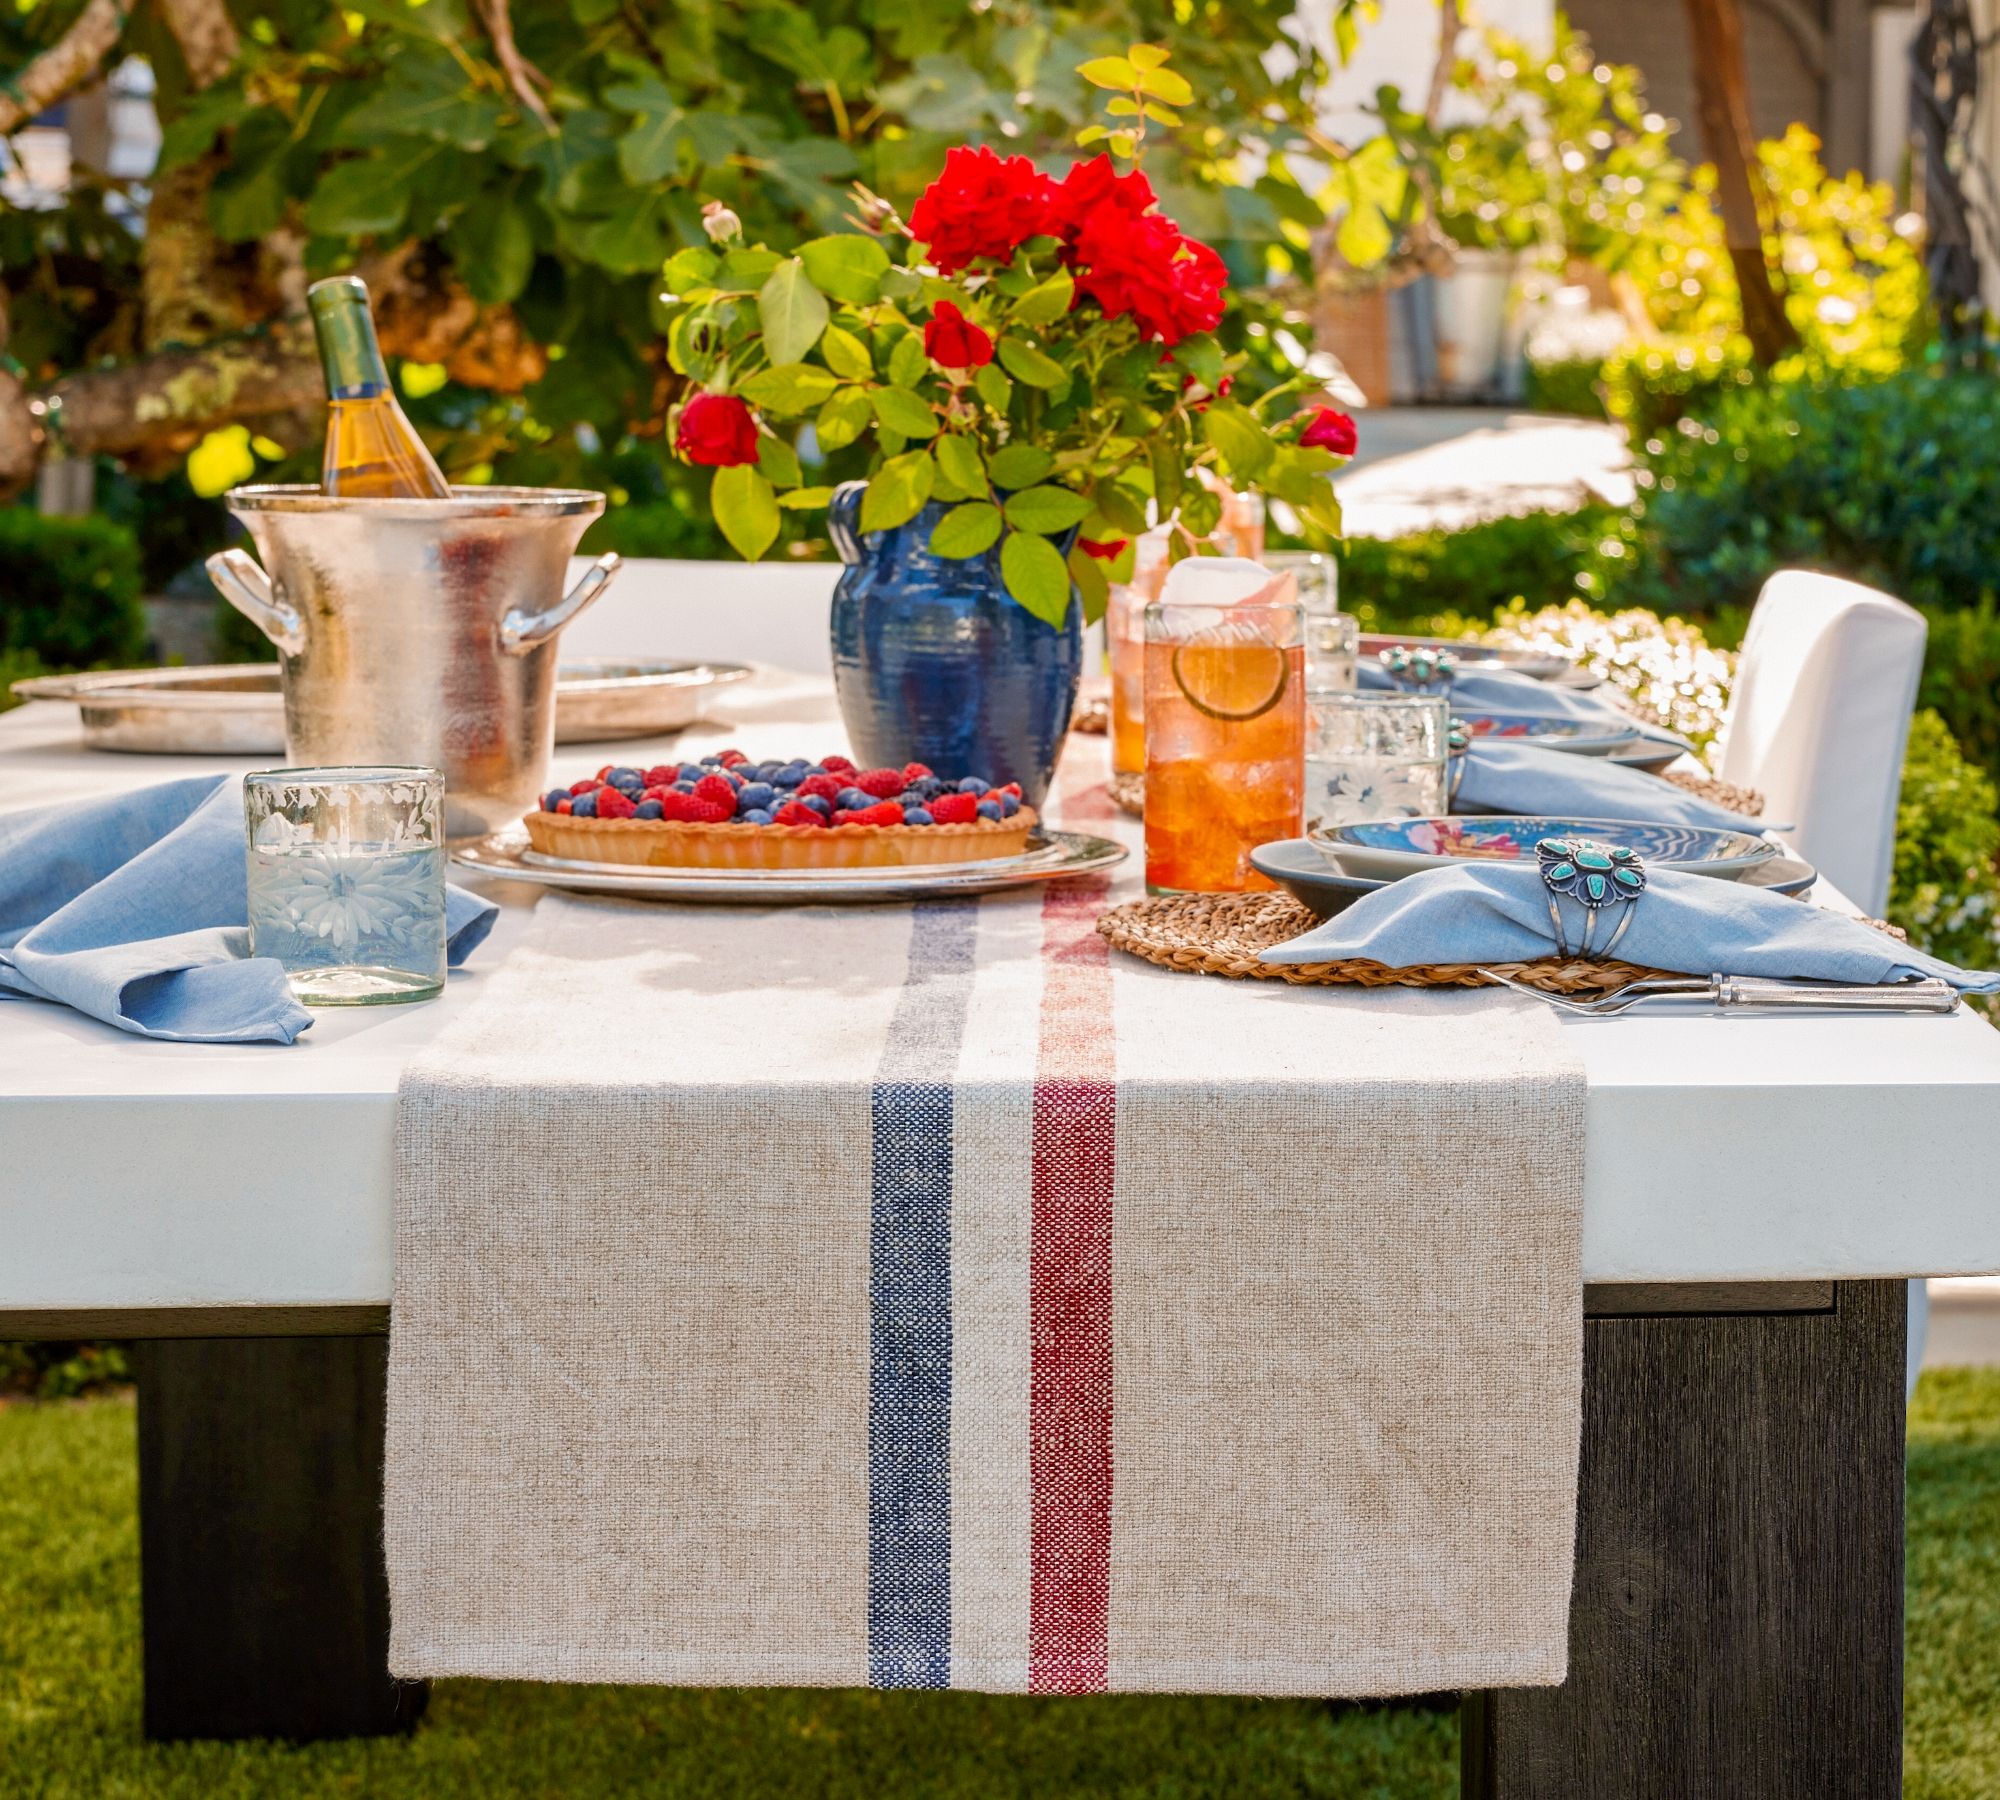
[1029, 754, 1117, 1694]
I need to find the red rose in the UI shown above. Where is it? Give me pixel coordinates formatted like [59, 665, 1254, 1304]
[1181, 371, 1234, 410]
[1072, 208, 1226, 347]
[908, 145, 1055, 274]
[674, 392, 761, 468]
[923, 301, 994, 370]
[1043, 153, 1156, 245]
[1298, 406, 1358, 456]
[1078, 537, 1128, 560]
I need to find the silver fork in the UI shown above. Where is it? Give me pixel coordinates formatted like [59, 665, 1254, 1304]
[1475, 968, 1962, 1017]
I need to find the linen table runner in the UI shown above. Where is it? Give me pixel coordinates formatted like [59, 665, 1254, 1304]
[388, 774, 1586, 1695]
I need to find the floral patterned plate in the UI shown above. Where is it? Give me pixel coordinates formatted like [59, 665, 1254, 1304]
[1458, 713, 1641, 757]
[1316, 815, 1779, 882]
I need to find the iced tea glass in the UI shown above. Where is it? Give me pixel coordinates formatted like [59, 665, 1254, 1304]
[1108, 528, 1171, 777]
[1143, 578, 1304, 893]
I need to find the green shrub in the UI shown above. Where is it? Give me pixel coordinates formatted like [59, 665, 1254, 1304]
[1336, 505, 1616, 634]
[1523, 356, 1607, 420]
[579, 497, 732, 561]
[1916, 597, 2000, 789]
[1890, 709, 2000, 976]
[0, 1340, 130, 1400]
[0, 646, 47, 715]
[0, 509, 145, 668]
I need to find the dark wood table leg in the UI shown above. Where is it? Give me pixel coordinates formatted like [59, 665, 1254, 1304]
[1463, 1280, 1905, 1799]
[134, 1334, 427, 1742]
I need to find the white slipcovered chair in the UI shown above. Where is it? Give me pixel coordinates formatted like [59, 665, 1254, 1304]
[563, 556, 840, 675]
[1713, 570, 1930, 1389]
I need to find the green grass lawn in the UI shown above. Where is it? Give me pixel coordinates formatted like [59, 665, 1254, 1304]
[2, 1371, 1993, 1799]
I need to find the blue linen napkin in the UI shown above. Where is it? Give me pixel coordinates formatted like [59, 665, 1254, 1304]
[1359, 660, 1695, 756]
[1260, 860, 2000, 992]
[1452, 736, 1776, 830]
[0, 775, 499, 1043]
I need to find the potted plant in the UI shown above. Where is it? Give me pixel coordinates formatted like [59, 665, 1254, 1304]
[655, 46, 1352, 804]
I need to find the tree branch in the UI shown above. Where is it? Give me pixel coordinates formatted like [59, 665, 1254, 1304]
[473, 0, 554, 131]
[157, 0, 240, 88]
[0, 0, 127, 136]
[1424, 0, 1463, 130]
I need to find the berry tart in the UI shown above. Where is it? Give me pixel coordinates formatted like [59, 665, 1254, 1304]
[523, 752, 1038, 870]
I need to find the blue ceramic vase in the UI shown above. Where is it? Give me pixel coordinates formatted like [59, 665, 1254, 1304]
[827, 480, 1083, 809]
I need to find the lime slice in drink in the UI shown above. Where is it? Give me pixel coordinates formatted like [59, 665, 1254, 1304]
[1170, 630, 1290, 722]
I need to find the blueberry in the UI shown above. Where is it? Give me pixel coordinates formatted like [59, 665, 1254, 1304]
[802, 764, 830, 778]
[902, 806, 935, 825]
[836, 786, 872, 811]
[754, 760, 785, 780]
[976, 799, 1003, 820]
[740, 807, 774, 825]
[736, 781, 776, 810]
[542, 788, 569, 811]
[769, 767, 806, 789]
[721, 769, 745, 788]
[678, 763, 706, 782]
[607, 765, 642, 783]
[571, 792, 598, 818]
[635, 798, 664, 819]
[914, 776, 947, 800]
[956, 776, 987, 794]
[998, 792, 1021, 816]
[672, 781, 695, 794]
[798, 793, 832, 817]
[609, 773, 645, 794]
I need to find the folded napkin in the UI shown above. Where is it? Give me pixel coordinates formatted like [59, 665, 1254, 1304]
[1452, 737, 1772, 831]
[0, 775, 498, 1042]
[1262, 861, 2000, 992]
[1360, 660, 1694, 757]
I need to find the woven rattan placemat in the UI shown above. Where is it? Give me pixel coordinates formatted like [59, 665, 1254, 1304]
[1096, 890, 1663, 994]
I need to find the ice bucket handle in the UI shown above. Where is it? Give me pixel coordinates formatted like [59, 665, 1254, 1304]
[498, 551, 623, 656]
[206, 549, 306, 657]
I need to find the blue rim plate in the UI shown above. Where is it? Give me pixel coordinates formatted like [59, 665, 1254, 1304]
[1315, 815, 1779, 881]
[1458, 713, 1640, 758]
[1360, 633, 1570, 682]
[1252, 837, 1816, 916]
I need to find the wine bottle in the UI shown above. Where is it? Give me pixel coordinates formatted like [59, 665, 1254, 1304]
[307, 276, 452, 499]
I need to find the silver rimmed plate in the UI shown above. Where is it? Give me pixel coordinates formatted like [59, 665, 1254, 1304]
[1360, 633, 1570, 682]
[12, 658, 754, 753]
[1317, 815, 1779, 881]
[453, 827, 1128, 903]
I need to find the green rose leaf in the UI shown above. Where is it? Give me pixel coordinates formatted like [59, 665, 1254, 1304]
[1092, 480, 1150, 535]
[987, 443, 1055, 490]
[996, 338, 1065, 389]
[663, 246, 720, 292]
[1003, 485, 1092, 534]
[722, 246, 785, 287]
[1009, 270, 1075, 327]
[1148, 437, 1186, 514]
[1178, 483, 1223, 537]
[859, 449, 936, 533]
[778, 485, 836, 509]
[736, 362, 840, 415]
[930, 500, 1003, 558]
[798, 233, 891, 304]
[816, 384, 873, 449]
[819, 324, 874, 382]
[974, 364, 1013, 414]
[1000, 529, 1074, 627]
[872, 386, 939, 439]
[711, 464, 779, 562]
[758, 258, 830, 366]
[1172, 334, 1226, 392]
[1201, 399, 1274, 480]
[757, 433, 803, 489]
[1067, 543, 1111, 626]
[887, 331, 930, 390]
[933, 434, 987, 500]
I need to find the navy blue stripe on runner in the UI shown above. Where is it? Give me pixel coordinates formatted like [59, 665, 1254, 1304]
[869, 899, 979, 1689]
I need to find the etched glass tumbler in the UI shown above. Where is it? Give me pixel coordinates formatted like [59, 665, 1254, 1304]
[1304, 693, 1450, 835]
[245, 766, 446, 1005]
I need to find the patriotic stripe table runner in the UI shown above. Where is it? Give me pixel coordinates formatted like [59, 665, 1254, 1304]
[388, 747, 1586, 1696]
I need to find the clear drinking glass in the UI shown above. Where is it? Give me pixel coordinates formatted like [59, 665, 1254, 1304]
[1108, 527, 1172, 777]
[1304, 693, 1450, 836]
[245, 766, 447, 1005]
[1264, 550, 1357, 690]
[1144, 578, 1304, 894]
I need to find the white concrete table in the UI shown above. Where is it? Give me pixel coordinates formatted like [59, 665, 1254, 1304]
[2, 684, 1989, 1791]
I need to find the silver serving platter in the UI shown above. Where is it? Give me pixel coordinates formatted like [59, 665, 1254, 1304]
[11, 659, 753, 754]
[452, 827, 1128, 903]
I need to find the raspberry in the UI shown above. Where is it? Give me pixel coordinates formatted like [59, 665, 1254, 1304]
[928, 792, 979, 824]
[691, 773, 739, 813]
[595, 765, 615, 781]
[821, 755, 857, 775]
[716, 749, 749, 768]
[998, 782, 1023, 799]
[902, 762, 934, 782]
[773, 801, 828, 828]
[797, 772, 845, 803]
[659, 791, 732, 823]
[840, 800, 905, 827]
[554, 797, 572, 814]
[855, 768, 907, 799]
[594, 787, 637, 820]
[641, 787, 667, 803]
[642, 765, 678, 788]
[568, 777, 601, 795]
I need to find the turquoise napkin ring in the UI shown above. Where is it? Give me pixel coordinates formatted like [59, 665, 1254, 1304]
[1379, 646, 1457, 693]
[1537, 836, 1646, 961]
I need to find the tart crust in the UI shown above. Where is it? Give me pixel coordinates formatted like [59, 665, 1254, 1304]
[523, 806, 1040, 869]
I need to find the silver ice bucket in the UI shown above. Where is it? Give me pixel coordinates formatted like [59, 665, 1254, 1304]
[208, 486, 620, 839]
